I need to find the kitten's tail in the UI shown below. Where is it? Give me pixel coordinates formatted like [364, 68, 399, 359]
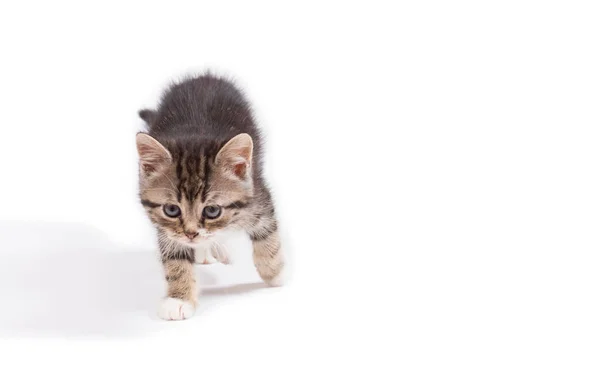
[138, 109, 157, 127]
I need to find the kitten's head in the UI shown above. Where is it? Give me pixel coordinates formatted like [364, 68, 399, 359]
[136, 132, 254, 246]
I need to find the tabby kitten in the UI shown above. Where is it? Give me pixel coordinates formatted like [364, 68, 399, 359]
[136, 74, 284, 320]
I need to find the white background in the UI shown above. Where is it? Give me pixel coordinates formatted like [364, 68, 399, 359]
[0, 1, 598, 386]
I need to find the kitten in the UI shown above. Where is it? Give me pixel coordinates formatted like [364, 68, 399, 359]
[136, 74, 284, 320]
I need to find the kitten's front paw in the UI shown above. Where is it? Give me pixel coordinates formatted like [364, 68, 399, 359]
[265, 263, 287, 287]
[210, 243, 230, 264]
[266, 271, 285, 287]
[194, 243, 229, 264]
[197, 252, 218, 265]
[157, 297, 195, 321]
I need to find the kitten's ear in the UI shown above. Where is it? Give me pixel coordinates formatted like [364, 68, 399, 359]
[216, 133, 253, 180]
[136, 133, 171, 176]
[138, 109, 158, 127]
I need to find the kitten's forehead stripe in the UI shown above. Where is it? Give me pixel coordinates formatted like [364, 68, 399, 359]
[193, 156, 205, 201]
[198, 155, 206, 180]
[193, 181, 203, 203]
[185, 153, 196, 201]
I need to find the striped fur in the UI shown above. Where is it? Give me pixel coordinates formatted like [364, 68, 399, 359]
[136, 74, 284, 318]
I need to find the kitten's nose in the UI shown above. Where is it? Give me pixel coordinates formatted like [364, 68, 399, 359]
[185, 231, 199, 240]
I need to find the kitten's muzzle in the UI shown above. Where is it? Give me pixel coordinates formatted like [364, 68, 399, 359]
[184, 231, 199, 240]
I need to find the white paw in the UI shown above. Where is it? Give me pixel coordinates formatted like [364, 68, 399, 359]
[198, 252, 218, 265]
[210, 243, 230, 264]
[157, 297, 195, 321]
[266, 270, 286, 287]
[194, 243, 227, 264]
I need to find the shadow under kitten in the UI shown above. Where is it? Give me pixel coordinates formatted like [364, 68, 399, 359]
[0, 221, 265, 338]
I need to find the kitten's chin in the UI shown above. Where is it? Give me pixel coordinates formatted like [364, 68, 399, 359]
[177, 237, 212, 248]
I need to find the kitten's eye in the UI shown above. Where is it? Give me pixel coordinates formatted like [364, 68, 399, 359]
[203, 205, 222, 219]
[163, 204, 181, 218]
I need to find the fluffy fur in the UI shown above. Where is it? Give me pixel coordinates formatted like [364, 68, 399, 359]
[136, 74, 284, 320]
